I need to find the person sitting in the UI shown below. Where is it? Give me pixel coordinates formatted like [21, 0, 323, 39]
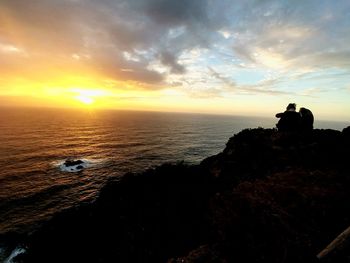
[299, 107, 314, 131]
[276, 103, 302, 131]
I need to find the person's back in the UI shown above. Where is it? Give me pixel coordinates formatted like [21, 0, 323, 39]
[300, 107, 314, 131]
[277, 111, 302, 131]
[276, 103, 302, 132]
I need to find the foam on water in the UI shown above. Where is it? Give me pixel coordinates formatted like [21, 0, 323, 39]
[3, 247, 26, 263]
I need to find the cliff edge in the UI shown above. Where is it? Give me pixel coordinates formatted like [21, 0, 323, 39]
[12, 127, 350, 262]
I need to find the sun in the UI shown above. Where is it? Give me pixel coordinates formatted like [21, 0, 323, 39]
[75, 95, 95, 105]
[71, 88, 106, 106]
[70, 88, 112, 107]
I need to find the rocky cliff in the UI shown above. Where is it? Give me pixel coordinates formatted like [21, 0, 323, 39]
[12, 127, 350, 262]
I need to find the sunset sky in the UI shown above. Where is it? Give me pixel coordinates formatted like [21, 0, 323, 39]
[0, 0, 350, 120]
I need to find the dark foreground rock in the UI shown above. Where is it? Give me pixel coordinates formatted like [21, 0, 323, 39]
[8, 127, 350, 262]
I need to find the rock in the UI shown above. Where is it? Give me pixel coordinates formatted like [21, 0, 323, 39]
[63, 159, 84, 167]
[317, 225, 350, 262]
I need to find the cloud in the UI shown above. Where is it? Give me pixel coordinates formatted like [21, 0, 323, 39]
[207, 67, 292, 96]
[229, 1, 350, 72]
[159, 51, 186, 74]
[0, 0, 350, 99]
[0, 0, 218, 89]
[143, 0, 209, 26]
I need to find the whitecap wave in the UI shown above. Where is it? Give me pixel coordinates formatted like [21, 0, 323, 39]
[4, 247, 26, 263]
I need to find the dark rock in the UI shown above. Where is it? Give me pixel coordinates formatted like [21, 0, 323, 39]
[63, 159, 84, 167]
[343, 126, 350, 137]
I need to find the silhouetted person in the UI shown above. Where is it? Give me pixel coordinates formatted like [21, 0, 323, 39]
[276, 103, 302, 131]
[299, 107, 314, 131]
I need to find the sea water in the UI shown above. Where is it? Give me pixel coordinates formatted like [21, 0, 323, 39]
[0, 107, 348, 237]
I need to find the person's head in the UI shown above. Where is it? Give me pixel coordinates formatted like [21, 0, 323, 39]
[299, 107, 309, 116]
[286, 103, 296, 111]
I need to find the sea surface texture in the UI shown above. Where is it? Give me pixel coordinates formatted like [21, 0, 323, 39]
[0, 107, 347, 235]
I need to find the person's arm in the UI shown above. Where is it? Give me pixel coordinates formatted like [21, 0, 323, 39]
[275, 112, 283, 118]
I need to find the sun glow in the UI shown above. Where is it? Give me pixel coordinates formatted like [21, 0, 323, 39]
[75, 95, 94, 105]
[70, 88, 110, 107]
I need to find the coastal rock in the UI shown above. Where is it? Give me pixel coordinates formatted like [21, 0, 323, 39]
[60, 159, 87, 172]
[11, 127, 350, 262]
[63, 159, 84, 167]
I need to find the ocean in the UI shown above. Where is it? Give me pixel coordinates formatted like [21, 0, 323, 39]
[0, 107, 348, 238]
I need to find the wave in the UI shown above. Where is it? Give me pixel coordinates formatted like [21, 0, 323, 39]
[0, 246, 26, 263]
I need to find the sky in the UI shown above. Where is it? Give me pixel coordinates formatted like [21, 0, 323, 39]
[0, 0, 350, 121]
